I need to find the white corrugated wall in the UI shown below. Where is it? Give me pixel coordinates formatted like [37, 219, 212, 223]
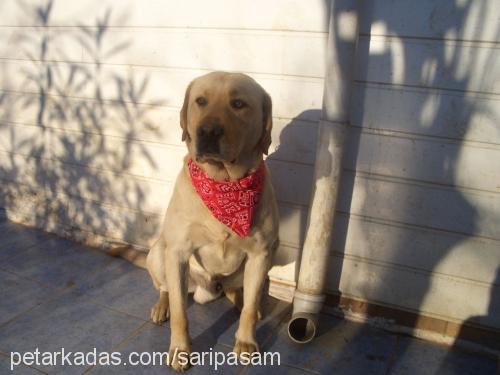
[0, 0, 328, 264]
[328, 0, 500, 332]
[0, 0, 498, 333]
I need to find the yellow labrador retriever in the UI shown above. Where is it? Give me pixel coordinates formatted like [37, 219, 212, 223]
[146, 71, 279, 371]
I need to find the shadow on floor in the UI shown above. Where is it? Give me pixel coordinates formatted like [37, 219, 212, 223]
[0, 218, 497, 374]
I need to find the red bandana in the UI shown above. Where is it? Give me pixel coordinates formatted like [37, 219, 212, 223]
[188, 159, 265, 237]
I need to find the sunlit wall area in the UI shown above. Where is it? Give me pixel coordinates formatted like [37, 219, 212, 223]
[0, 0, 328, 283]
[0, 0, 498, 339]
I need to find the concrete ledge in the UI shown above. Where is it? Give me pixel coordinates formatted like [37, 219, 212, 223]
[324, 292, 500, 357]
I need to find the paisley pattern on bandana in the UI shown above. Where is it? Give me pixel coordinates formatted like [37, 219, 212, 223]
[188, 159, 265, 237]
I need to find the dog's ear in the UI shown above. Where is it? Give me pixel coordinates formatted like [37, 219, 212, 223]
[259, 91, 273, 155]
[180, 81, 193, 142]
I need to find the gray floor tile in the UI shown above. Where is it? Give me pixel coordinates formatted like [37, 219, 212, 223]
[0, 222, 51, 262]
[0, 269, 61, 326]
[0, 354, 45, 374]
[2, 237, 114, 289]
[85, 293, 287, 374]
[73, 258, 158, 321]
[0, 220, 497, 375]
[390, 336, 497, 375]
[74, 259, 289, 350]
[187, 344, 246, 375]
[0, 292, 145, 375]
[187, 296, 242, 348]
[88, 323, 242, 374]
[187, 293, 290, 349]
[86, 322, 173, 374]
[244, 363, 316, 374]
[119, 293, 240, 352]
[261, 313, 394, 375]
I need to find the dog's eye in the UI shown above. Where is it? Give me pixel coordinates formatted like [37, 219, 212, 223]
[231, 99, 246, 109]
[195, 97, 207, 106]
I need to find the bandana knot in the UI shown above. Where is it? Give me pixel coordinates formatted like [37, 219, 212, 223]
[188, 159, 265, 237]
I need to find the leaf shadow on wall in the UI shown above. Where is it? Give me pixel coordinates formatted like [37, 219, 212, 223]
[0, 0, 167, 248]
[326, 0, 499, 371]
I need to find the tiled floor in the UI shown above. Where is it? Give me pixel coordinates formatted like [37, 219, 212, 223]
[0, 215, 498, 374]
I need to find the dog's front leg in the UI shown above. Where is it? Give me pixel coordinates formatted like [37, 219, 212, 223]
[233, 251, 271, 355]
[165, 248, 191, 371]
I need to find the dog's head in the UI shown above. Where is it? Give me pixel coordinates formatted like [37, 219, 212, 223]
[180, 72, 272, 164]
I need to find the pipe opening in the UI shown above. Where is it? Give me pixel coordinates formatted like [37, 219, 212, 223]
[288, 316, 317, 344]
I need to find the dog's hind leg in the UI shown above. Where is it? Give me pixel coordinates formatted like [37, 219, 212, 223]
[151, 290, 170, 324]
[146, 240, 171, 325]
[224, 288, 243, 309]
[225, 288, 262, 320]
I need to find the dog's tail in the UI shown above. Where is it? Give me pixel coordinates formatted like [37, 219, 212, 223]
[105, 245, 147, 269]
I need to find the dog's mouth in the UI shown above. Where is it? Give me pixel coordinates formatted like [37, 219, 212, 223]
[195, 153, 222, 163]
[195, 141, 237, 164]
[195, 153, 237, 165]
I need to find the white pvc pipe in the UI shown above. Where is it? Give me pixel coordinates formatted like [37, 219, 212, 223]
[288, 0, 359, 344]
[288, 120, 346, 343]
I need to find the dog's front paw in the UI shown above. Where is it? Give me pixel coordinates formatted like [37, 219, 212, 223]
[169, 347, 191, 372]
[233, 339, 259, 356]
[150, 300, 169, 324]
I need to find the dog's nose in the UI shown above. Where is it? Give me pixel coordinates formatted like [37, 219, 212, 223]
[196, 123, 224, 157]
[197, 124, 224, 139]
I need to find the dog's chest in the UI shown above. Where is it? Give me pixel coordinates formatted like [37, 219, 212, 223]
[195, 241, 246, 276]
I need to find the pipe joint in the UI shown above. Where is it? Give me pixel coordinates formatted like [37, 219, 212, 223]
[288, 291, 325, 344]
